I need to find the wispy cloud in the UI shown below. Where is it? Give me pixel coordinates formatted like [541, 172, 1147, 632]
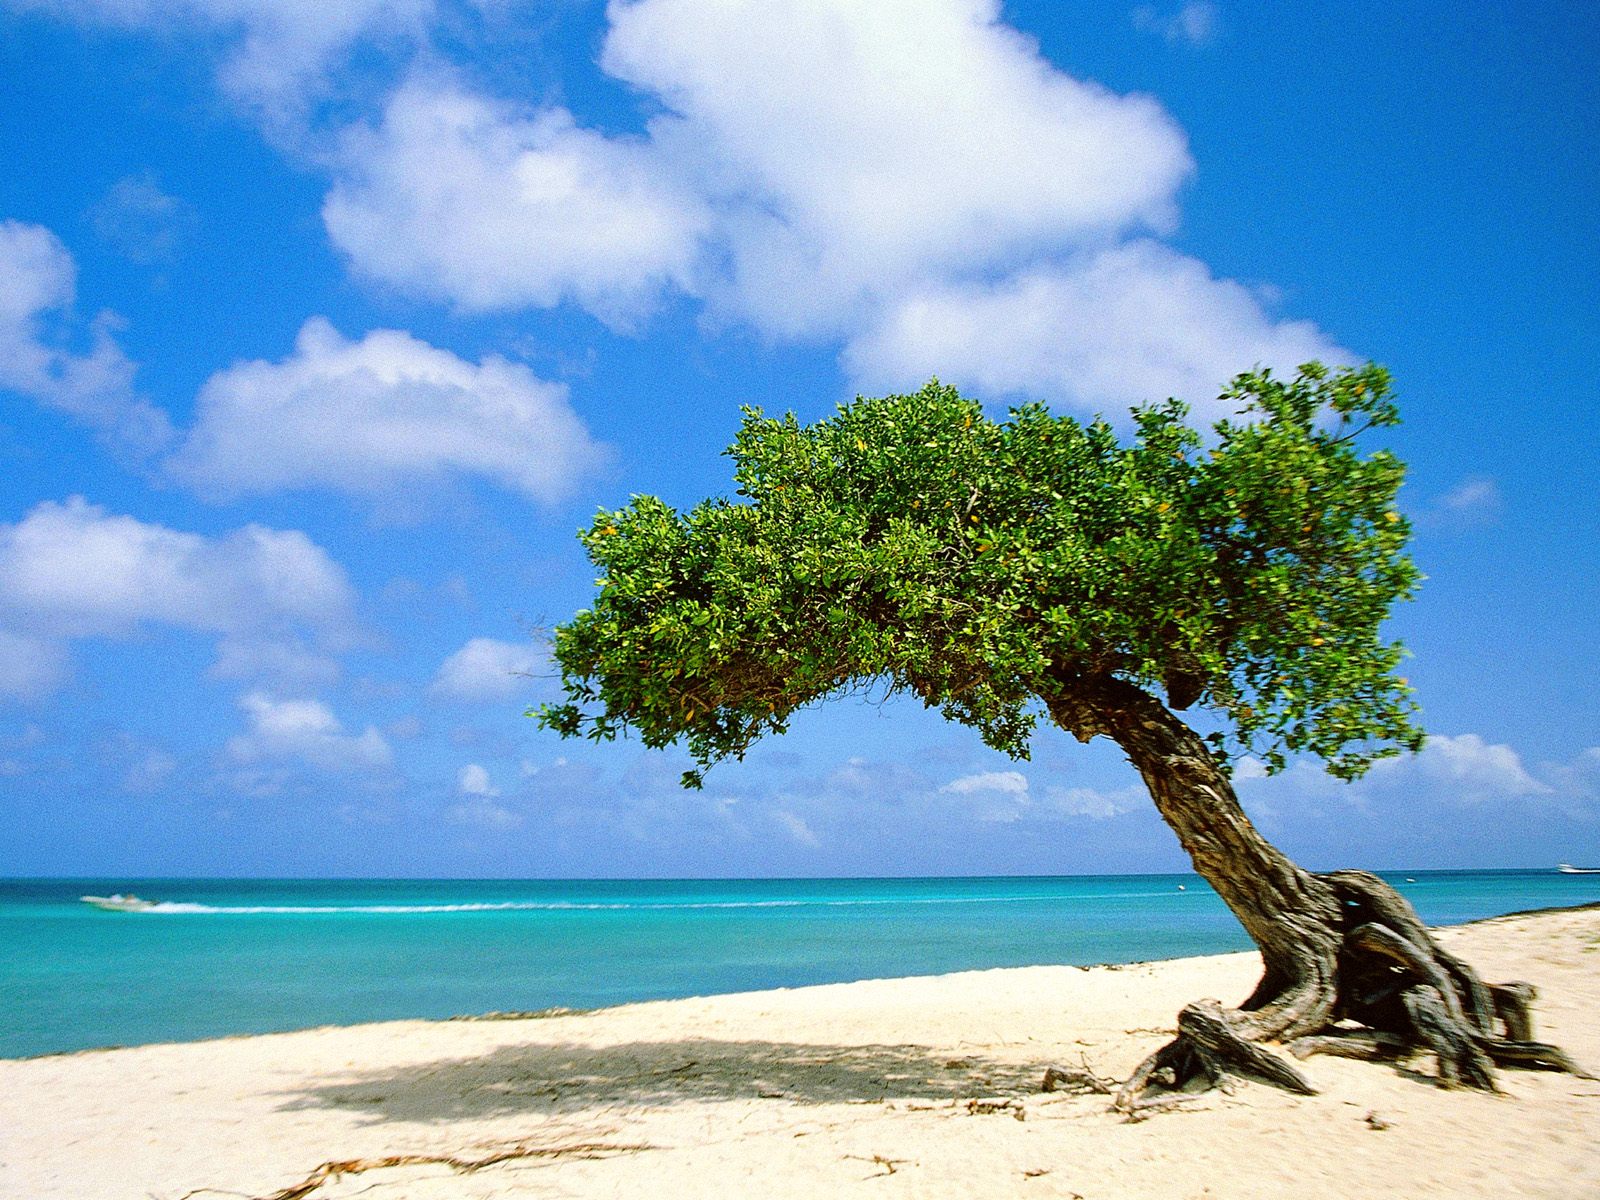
[1132, 2, 1220, 46]
[431, 637, 547, 702]
[773, 809, 820, 847]
[940, 770, 1029, 796]
[13, 0, 435, 131]
[88, 171, 195, 264]
[1419, 475, 1503, 528]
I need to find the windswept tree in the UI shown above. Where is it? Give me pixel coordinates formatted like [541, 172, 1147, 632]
[538, 364, 1583, 1106]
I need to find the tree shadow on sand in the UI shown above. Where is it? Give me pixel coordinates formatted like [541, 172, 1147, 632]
[276, 1038, 1041, 1125]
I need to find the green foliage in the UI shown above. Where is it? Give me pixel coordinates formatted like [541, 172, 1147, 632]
[538, 363, 1423, 787]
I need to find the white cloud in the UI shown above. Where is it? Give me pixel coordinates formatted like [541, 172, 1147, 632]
[312, 1, 1339, 420]
[939, 769, 1033, 822]
[1041, 783, 1147, 819]
[844, 242, 1348, 419]
[0, 628, 65, 700]
[0, 497, 359, 697]
[1410, 733, 1551, 801]
[24, 2, 1341, 419]
[209, 636, 342, 688]
[226, 692, 393, 771]
[941, 770, 1029, 795]
[431, 636, 545, 701]
[88, 171, 194, 264]
[602, 0, 1191, 338]
[1132, 2, 1219, 46]
[446, 795, 522, 829]
[457, 762, 498, 796]
[323, 80, 710, 321]
[1423, 476, 1503, 528]
[167, 317, 605, 504]
[9, 0, 433, 125]
[1439, 477, 1501, 512]
[1241, 732, 1557, 809]
[121, 747, 178, 793]
[773, 808, 820, 847]
[1540, 747, 1600, 808]
[0, 219, 173, 456]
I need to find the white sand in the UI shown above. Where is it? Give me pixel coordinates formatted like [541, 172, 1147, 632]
[2, 906, 1597, 1200]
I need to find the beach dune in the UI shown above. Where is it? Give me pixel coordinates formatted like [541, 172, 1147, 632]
[2, 906, 1596, 1199]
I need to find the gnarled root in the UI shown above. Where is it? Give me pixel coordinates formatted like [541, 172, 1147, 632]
[1105, 870, 1589, 1112]
[1114, 1000, 1315, 1113]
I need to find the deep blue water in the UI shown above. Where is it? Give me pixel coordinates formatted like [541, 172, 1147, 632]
[3, 871, 1597, 1058]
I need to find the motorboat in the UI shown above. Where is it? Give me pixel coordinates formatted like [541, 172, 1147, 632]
[1557, 864, 1600, 875]
[81, 893, 158, 912]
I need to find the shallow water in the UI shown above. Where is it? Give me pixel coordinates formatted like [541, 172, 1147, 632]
[4, 871, 1597, 1058]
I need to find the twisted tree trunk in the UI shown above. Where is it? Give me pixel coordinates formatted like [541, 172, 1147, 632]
[1044, 673, 1587, 1109]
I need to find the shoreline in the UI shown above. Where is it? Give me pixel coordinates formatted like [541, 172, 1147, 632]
[3, 905, 1596, 1198]
[15, 895, 1600, 1064]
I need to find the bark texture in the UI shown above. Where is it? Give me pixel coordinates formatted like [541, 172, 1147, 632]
[1043, 673, 1587, 1111]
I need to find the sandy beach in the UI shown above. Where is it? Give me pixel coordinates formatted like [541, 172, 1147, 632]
[2, 905, 1596, 1200]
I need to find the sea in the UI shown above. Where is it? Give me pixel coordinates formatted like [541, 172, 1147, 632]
[3, 871, 1597, 1059]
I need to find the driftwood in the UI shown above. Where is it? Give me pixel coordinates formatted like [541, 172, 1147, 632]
[179, 1141, 651, 1200]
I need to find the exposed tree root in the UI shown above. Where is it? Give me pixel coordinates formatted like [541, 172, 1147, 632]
[179, 1141, 651, 1200]
[1105, 870, 1591, 1112]
[1113, 1000, 1315, 1112]
[1287, 1029, 1408, 1062]
[1041, 1058, 1117, 1095]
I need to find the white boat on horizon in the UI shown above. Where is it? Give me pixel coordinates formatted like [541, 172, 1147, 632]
[81, 893, 159, 912]
[1557, 863, 1600, 875]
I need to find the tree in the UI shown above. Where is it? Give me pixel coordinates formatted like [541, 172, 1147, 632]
[538, 364, 1584, 1106]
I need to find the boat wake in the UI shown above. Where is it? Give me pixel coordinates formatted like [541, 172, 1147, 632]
[133, 891, 1180, 916]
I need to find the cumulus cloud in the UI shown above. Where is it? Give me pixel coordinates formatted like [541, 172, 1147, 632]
[0, 496, 359, 697]
[602, 0, 1190, 338]
[0, 219, 173, 456]
[167, 317, 605, 504]
[457, 762, 499, 796]
[311, 0, 1340, 419]
[21, 2, 1342, 420]
[1404, 733, 1551, 801]
[431, 636, 545, 701]
[844, 242, 1348, 419]
[226, 692, 392, 771]
[323, 81, 710, 321]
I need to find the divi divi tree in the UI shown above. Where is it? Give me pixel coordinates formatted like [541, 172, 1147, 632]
[539, 364, 1583, 1105]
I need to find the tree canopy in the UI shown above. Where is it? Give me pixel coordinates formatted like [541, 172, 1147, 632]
[538, 363, 1422, 787]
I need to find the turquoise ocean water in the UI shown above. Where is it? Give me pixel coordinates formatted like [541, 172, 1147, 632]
[3, 871, 1597, 1059]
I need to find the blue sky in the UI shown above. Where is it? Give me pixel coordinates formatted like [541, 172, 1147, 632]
[1, 0, 1596, 878]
